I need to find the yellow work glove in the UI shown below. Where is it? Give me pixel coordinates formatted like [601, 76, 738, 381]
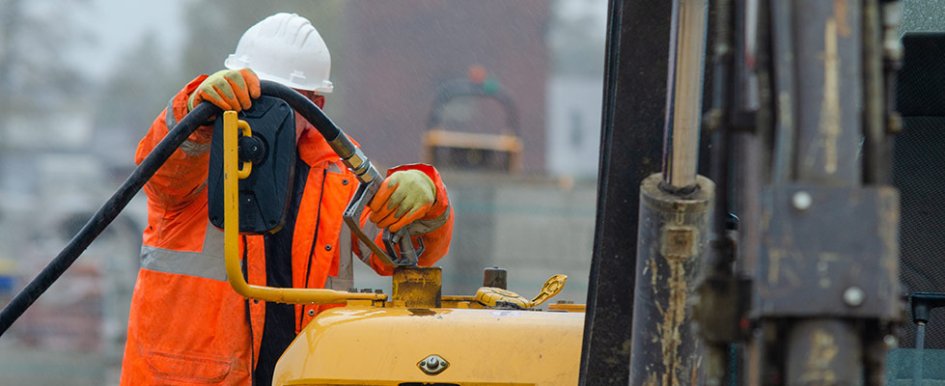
[368, 170, 436, 233]
[187, 68, 261, 112]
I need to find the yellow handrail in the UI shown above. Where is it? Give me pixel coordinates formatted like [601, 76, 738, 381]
[222, 111, 386, 304]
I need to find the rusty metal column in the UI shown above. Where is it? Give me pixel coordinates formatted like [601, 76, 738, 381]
[793, 0, 862, 184]
[749, 0, 901, 384]
[787, 0, 864, 383]
[628, 0, 712, 384]
[785, 320, 864, 382]
[629, 175, 713, 384]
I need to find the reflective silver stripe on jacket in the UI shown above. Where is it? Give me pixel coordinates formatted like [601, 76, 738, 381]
[324, 162, 354, 290]
[355, 221, 380, 265]
[326, 225, 354, 291]
[141, 224, 227, 282]
[165, 98, 177, 129]
[166, 96, 211, 156]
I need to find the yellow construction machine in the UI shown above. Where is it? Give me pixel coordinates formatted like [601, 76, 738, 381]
[216, 104, 584, 385]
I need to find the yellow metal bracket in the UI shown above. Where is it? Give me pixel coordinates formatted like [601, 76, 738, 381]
[529, 274, 568, 306]
[474, 274, 568, 309]
[222, 111, 386, 304]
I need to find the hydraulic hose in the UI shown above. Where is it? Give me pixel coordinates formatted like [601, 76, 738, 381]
[260, 81, 374, 181]
[0, 102, 221, 337]
[260, 81, 340, 140]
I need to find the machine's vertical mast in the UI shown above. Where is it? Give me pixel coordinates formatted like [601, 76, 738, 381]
[692, 0, 904, 384]
[587, 0, 903, 384]
[696, 0, 901, 385]
[579, 1, 675, 385]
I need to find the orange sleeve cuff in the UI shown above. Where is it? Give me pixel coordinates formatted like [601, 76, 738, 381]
[174, 75, 211, 143]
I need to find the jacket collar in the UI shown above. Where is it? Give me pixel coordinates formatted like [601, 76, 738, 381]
[298, 125, 361, 168]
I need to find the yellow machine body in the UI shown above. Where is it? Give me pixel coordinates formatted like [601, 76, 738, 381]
[273, 305, 584, 386]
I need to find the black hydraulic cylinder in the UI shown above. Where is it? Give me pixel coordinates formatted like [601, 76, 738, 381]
[786, 319, 864, 385]
[629, 174, 713, 385]
[259, 81, 341, 141]
[793, 0, 862, 185]
[788, 1, 865, 381]
[752, 0, 879, 383]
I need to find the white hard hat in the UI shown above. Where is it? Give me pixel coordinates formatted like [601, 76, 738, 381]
[225, 13, 333, 93]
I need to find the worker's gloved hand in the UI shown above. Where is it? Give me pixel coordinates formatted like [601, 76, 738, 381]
[368, 170, 436, 233]
[187, 68, 261, 112]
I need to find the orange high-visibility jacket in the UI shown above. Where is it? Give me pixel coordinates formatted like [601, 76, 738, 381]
[120, 76, 453, 385]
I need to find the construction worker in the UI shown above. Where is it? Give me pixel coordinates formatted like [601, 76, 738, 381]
[119, 13, 454, 385]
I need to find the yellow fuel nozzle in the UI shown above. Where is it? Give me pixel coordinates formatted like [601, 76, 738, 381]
[474, 274, 568, 309]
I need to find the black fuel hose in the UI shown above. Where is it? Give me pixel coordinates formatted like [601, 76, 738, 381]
[260, 81, 342, 141]
[0, 82, 351, 337]
[261, 80, 364, 172]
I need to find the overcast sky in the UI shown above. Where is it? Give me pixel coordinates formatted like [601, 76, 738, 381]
[77, 0, 186, 81]
[74, 0, 609, 82]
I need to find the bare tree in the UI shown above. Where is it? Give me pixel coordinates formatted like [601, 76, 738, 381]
[0, 0, 89, 126]
[0, 0, 90, 195]
[92, 33, 177, 172]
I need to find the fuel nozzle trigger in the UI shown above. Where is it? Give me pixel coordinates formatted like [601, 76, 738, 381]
[383, 228, 423, 266]
[342, 178, 422, 267]
[333, 134, 423, 268]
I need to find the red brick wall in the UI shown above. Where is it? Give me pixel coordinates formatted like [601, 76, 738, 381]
[335, 1, 549, 171]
